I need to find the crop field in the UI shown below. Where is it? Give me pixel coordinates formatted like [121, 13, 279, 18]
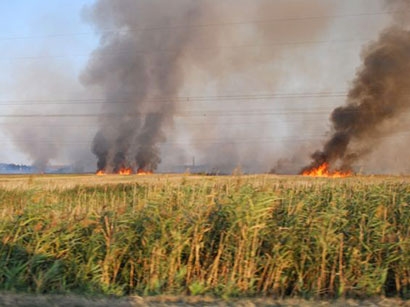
[0, 173, 410, 302]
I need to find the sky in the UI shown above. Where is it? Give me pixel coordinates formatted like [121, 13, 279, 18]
[0, 1, 96, 69]
[0, 0, 403, 174]
[0, 0, 98, 167]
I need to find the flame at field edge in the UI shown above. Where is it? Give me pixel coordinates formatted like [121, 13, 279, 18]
[302, 162, 352, 178]
[95, 168, 153, 175]
[137, 168, 153, 175]
[119, 168, 133, 175]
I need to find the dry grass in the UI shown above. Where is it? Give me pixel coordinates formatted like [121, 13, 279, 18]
[0, 173, 410, 300]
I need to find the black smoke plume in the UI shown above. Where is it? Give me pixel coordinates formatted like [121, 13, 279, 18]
[302, 2, 410, 173]
[81, 0, 201, 172]
[82, 0, 334, 173]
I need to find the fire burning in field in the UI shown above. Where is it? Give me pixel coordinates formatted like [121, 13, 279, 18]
[118, 168, 133, 175]
[302, 163, 352, 178]
[95, 168, 153, 175]
[136, 168, 153, 175]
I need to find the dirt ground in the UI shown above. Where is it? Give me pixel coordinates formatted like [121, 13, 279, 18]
[0, 294, 409, 307]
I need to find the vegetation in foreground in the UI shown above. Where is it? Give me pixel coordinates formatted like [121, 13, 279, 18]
[0, 174, 409, 299]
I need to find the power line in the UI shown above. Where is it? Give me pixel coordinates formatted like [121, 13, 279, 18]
[0, 92, 348, 105]
[1, 38, 370, 61]
[4, 129, 410, 146]
[0, 10, 398, 41]
[0, 118, 327, 128]
[0, 91, 407, 117]
[0, 137, 327, 146]
[0, 112, 330, 118]
[2, 109, 410, 118]
[2, 91, 407, 107]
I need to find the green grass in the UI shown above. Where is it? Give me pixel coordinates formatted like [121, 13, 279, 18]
[0, 174, 410, 299]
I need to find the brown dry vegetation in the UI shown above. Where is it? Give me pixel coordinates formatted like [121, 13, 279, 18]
[1, 174, 410, 303]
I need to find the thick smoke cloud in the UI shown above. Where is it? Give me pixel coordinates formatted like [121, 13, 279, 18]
[6, 1, 405, 174]
[303, 0, 410, 173]
[82, 0, 203, 172]
[387, 0, 410, 27]
[83, 0, 335, 173]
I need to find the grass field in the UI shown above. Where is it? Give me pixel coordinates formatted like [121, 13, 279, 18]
[0, 173, 410, 301]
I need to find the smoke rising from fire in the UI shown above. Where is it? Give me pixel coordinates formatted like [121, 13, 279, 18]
[5, 1, 405, 174]
[303, 0, 410, 173]
[82, 0, 335, 173]
[81, 0, 195, 172]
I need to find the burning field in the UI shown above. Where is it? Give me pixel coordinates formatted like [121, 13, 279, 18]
[96, 168, 151, 176]
[301, 27, 410, 177]
[302, 162, 352, 178]
[83, 0, 410, 177]
[3, 0, 410, 176]
[3, 1, 410, 304]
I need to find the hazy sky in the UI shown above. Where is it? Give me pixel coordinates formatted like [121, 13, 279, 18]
[0, 0, 97, 165]
[0, 0, 401, 173]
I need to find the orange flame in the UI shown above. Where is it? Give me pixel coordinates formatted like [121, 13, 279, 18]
[119, 168, 133, 175]
[95, 168, 151, 175]
[302, 162, 352, 178]
[137, 168, 153, 175]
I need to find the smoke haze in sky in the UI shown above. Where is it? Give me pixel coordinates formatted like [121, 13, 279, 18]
[303, 0, 410, 174]
[82, 0, 336, 173]
[3, 0, 410, 174]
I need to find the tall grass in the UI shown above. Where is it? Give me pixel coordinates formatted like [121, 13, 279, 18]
[0, 175, 410, 298]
